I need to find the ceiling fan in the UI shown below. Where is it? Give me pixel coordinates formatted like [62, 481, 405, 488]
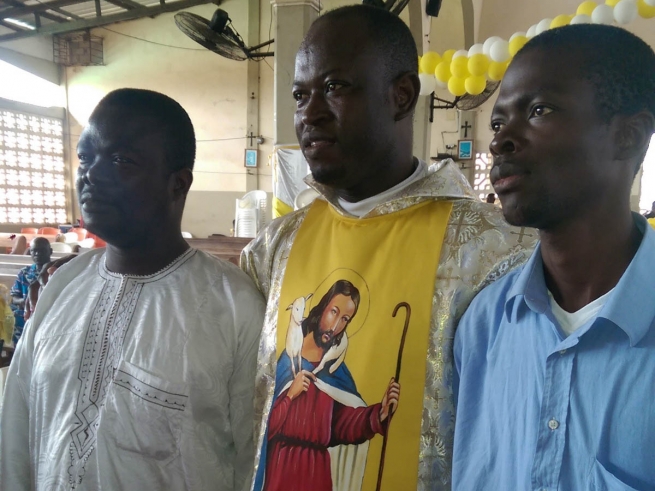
[175, 9, 274, 61]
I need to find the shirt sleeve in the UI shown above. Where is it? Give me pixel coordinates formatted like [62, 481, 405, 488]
[10, 269, 26, 299]
[229, 284, 266, 491]
[0, 318, 36, 490]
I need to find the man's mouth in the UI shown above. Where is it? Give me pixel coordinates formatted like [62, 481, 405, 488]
[490, 163, 529, 194]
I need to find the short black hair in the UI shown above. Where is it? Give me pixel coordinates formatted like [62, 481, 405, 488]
[308, 4, 418, 82]
[516, 24, 655, 122]
[93, 88, 196, 171]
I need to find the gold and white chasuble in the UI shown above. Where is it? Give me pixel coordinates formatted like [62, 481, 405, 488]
[242, 160, 538, 491]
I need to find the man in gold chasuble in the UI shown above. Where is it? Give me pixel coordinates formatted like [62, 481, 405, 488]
[242, 5, 537, 491]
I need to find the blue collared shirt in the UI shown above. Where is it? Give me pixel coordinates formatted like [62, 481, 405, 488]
[453, 214, 655, 491]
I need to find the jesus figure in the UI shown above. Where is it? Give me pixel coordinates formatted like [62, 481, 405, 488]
[256, 279, 401, 491]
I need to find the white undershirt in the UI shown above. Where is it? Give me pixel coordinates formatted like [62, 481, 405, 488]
[548, 288, 614, 336]
[337, 160, 428, 218]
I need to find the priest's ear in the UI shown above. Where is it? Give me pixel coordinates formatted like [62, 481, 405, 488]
[392, 71, 420, 122]
[170, 168, 193, 202]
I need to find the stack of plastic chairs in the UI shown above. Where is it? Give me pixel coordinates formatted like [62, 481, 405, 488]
[235, 191, 268, 238]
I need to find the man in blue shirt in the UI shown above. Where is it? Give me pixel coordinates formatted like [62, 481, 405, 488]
[453, 25, 655, 490]
[10, 237, 51, 345]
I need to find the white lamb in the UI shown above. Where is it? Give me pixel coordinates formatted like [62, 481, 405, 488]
[285, 294, 312, 377]
[313, 332, 349, 375]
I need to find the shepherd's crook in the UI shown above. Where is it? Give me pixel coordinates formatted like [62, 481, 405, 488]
[375, 302, 411, 491]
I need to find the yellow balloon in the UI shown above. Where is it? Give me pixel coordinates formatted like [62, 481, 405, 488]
[465, 75, 487, 96]
[435, 61, 452, 83]
[638, 0, 655, 18]
[508, 36, 528, 57]
[605, 0, 620, 5]
[577, 0, 598, 16]
[420, 51, 442, 75]
[442, 49, 456, 63]
[448, 76, 467, 97]
[450, 56, 470, 79]
[550, 14, 572, 28]
[488, 61, 509, 81]
[467, 54, 490, 76]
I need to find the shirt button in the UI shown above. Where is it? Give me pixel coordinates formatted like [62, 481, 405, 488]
[548, 418, 560, 430]
[559, 349, 566, 355]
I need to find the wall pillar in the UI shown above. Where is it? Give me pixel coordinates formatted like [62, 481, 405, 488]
[270, 0, 319, 147]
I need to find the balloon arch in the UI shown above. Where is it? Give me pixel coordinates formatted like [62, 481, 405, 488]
[417, 0, 655, 98]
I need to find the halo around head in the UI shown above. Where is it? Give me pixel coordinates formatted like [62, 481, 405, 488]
[308, 268, 371, 338]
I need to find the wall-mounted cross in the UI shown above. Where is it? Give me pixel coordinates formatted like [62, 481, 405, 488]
[247, 132, 257, 146]
[461, 121, 472, 138]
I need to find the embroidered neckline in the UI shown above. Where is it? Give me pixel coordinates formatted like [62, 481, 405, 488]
[101, 247, 195, 280]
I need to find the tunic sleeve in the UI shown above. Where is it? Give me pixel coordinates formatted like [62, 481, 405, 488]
[228, 281, 266, 491]
[330, 402, 385, 446]
[0, 318, 36, 490]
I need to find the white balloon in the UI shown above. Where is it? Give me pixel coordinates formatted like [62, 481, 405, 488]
[613, 0, 638, 23]
[645, 0, 655, 6]
[483, 36, 503, 56]
[453, 49, 469, 59]
[418, 73, 437, 96]
[592, 4, 615, 24]
[489, 39, 510, 63]
[526, 24, 538, 37]
[510, 31, 527, 41]
[468, 43, 484, 56]
[536, 18, 553, 34]
[435, 79, 448, 90]
[570, 14, 592, 24]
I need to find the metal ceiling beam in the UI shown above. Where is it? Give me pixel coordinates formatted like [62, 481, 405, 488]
[0, 0, 85, 20]
[105, 0, 143, 10]
[1, 0, 76, 22]
[0, 0, 220, 41]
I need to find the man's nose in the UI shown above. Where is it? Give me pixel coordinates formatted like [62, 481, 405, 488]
[299, 92, 331, 127]
[489, 121, 522, 158]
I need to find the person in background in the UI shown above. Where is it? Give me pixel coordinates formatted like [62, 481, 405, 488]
[644, 200, 655, 218]
[485, 193, 496, 204]
[1, 89, 265, 491]
[9, 237, 51, 345]
[453, 24, 655, 490]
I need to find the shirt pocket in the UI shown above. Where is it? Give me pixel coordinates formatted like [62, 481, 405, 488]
[590, 459, 641, 491]
[100, 359, 189, 465]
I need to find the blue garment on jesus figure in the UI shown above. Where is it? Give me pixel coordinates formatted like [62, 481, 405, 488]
[253, 349, 363, 491]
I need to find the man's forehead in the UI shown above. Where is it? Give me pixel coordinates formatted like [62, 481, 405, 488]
[80, 108, 162, 145]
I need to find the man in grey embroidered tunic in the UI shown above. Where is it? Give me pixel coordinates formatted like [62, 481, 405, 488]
[0, 89, 265, 491]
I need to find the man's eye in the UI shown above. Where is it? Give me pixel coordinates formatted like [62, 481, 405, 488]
[326, 82, 342, 92]
[490, 122, 503, 134]
[78, 154, 91, 165]
[530, 105, 553, 118]
[293, 91, 306, 102]
[112, 156, 131, 164]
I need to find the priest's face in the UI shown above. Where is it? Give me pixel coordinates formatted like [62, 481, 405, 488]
[293, 18, 398, 192]
[76, 106, 179, 247]
[315, 293, 357, 350]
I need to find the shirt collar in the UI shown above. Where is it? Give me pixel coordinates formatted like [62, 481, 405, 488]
[600, 214, 655, 346]
[505, 213, 655, 346]
[304, 158, 478, 218]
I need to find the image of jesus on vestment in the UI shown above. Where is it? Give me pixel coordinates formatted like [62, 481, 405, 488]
[254, 278, 401, 491]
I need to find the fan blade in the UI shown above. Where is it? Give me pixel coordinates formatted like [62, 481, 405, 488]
[455, 81, 501, 110]
[174, 12, 248, 61]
